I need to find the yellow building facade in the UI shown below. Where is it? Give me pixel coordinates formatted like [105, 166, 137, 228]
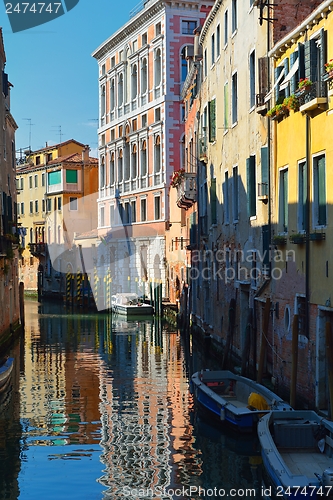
[267, 0, 333, 408]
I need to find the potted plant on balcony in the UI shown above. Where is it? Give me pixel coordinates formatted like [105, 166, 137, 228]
[272, 235, 287, 246]
[267, 103, 289, 120]
[170, 168, 185, 188]
[289, 233, 306, 244]
[325, 59, 333, 78]
[296, 78, 312, 96]
[283, 94, 299, 112]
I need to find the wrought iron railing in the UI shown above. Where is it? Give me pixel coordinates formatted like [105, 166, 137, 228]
[295, 81, 327, 106]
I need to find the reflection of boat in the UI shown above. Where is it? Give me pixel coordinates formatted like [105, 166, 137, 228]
[191, 370, 292, 433]
[111, 293, 154, 318]
[0, 357, 14, 393]
[258, 410, 333, 499]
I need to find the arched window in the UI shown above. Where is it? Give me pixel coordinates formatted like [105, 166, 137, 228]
[100, 156, 105, 188]
[141, 140, 147, 177]
[118, 149, 123, 182]
[131, 64, 138, 100]
[110, 78, 115, 110]
[154, 135, 161, 173]
[181, 47, 187, 83]
[154, 48, 161, 87]
[126, 48, 131, 103]
[124, 140, 130, 181]
[118, 73, 124, 106]
[100, 85, 106, 117]
[110, 152, 115, 185]
[141, 58, 147, 94]
[131, 144, 137, 179]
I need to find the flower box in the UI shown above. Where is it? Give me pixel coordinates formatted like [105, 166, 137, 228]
[289, 234, 306, 244]
[272, 236, 287, 246]
[309, 232, 325, 241]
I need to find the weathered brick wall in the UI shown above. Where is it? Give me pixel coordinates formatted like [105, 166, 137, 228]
[273, 0, 323, 44]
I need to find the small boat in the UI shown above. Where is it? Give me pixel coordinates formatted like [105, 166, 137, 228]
[0, 357, 14, 393]
[191, 370, 292, 432]
[258, 410, 333, 499]
[111, 293, 154, 318]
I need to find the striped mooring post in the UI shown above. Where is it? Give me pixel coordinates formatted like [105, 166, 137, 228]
[77, 271, 82, 306]
[94, 266, 98, 310]
[66, 272, 71, 305]
[106, 268, 111, 311]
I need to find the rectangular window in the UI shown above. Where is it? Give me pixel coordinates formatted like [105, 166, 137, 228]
[35, 200, 38, 213]
[247, 155, 256, 217]
[142, 33, 147, 46]
[66, 170, 78, 183]
[69, 197, 78, 211]
[210, 178, 217, 225]
[232, 73, 238, 124]
[261, 146, 269, 197]
[42, 173, 45, 187]
[204, 49, 207, 77]
[232, 0, 237, 33]
[232, 165, 238, 221]
[29, 176, 32, 188]
[211, 33, 215, 65]
[154, 196, 161, 220]
[141, 198, 147, 221]
[35, 156, 41, 165]
[34, 174, 38, 188]
[131, 201, 136, 223]
[298, 161, 307, 232]
[20, 178, 24, 190]
[155, 107, 161, 122]
[21, 202, 24, 215]
[216, 25, 220, 58]
[111, 56, 116, 68]
[224, 82, 229, 129]
[155, 22, 161, 36]
[279, 168, 288, 232]
[208, 99, 216, 142]
[42, 199, 45, 212]
[57, 197, 62, 211]
[100, 206, 105, 226]
[48, 171, 61, 185]
[29, 201, 33, 214]
[224, 10, 228, 46]
[313, 154, 326, 226]
[46, 198, 52, 212]
[224, 171, 229, 224]
[182, 20, 197, 35]
[249, 50, 256, 108]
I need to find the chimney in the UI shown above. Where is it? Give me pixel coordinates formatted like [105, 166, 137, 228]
[82, 145, 90, 163]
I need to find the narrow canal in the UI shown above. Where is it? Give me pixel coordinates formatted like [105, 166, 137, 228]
[0, 300, 264, 500]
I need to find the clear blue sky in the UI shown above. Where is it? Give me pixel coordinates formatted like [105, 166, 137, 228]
[1, 0, 139, 157]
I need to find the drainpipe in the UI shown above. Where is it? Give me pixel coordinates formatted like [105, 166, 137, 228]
[305, 114, 310, 339]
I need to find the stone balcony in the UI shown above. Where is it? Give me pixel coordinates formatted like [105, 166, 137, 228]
[176, 172, 197, 209]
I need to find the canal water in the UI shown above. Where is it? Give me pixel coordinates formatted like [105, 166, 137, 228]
[0, 299, 264, 500]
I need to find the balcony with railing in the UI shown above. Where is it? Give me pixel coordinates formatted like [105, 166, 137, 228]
[176, 172, 197, 209]
[28, 242, 46, 256]
[296, 81, 328, 114]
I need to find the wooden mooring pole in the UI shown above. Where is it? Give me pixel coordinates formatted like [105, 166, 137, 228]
[290, 314, 299, 409]
[257, 297, 271, 384]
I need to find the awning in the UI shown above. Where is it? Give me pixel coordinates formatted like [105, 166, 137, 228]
[264, 68, 285, 102]
[279, 58, 299, 90]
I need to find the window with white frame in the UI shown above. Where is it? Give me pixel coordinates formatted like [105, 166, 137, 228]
[100, 85, 106, 118]
[141, 140, 147, 177]
[224, 10, 228, 46]
[100, 157, 105, 188]
[131, 64, 138, 100]
[141, 58, 147, 94]
[131, 144, 137, 179]
[141, 198, 147, 221]
[131, 200, 136, 223]
[249, 50, 256, 108]
[154, 48, 161, 87]
[118, 73, 124, 106]
[35, 200, 39, 213]
[182, 20, 197, 34]
[232, 0, 237, 33]
[232, 72, 238, 124]
[154, 135, 161, 173]
[279, 168, 288, 232]
[232, 165, 238, 221]
[110, 78, 115, 110]
[216, 24, 221, 58]
[110, 153, 115, 185]
[118, 149, 123, 182]
[34, 174, 38, 187]
[154, 195, 161, 220]
[211, 33, 215, 65]
[155, 22, 161, 36]
[142, 32, 147, 46]
[298, 160, 306, 232]
[100, 206, 105, 227]
[69, 197, 78, 211]
[29, 201, 33, 214]
[313, 154, 326, 227]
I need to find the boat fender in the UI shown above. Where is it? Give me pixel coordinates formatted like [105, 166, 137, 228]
[220, 407, 225, 421]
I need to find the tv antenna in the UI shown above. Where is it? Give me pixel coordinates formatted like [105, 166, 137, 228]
[23, 118, 35, 150]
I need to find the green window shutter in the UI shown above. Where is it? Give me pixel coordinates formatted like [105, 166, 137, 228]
[247, 156, 256, 217]
[300, 162, 307, 231]
[318, 156, 326, 226]
[261, 146, 268, 189]
[210, 178, 217, 224]
[289, 51, 298, 94]
[208, 99, 216, 142]
[274, 66, 283, 102]
[283, 58, 290, 97]
[48, 171, 61, 185]
[298, 43, 305, 80]
[224, 84, 229, 129]
[304, 39, 317, 83]
[66, 170, 78, 183]
[320, 29, 327, 96]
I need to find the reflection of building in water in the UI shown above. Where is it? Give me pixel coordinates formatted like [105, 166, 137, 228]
[98, 322, 202, 496]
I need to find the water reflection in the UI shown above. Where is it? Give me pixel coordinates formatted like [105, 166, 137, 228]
[0, 299, 262, 500]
